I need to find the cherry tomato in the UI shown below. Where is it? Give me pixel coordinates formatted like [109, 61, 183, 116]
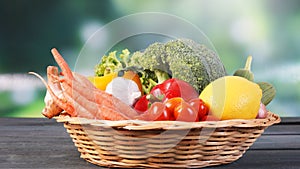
[156, 109, 173, 121]
[139, 102, 171, 121]
[165, 97, 184, 113]
[174, 101, 199, 122]
[189, 98, 209, 120]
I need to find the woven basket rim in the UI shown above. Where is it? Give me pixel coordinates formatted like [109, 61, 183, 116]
[55, 112, 280, 130]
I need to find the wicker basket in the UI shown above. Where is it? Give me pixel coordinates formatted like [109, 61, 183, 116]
[55, 112, 280, 168]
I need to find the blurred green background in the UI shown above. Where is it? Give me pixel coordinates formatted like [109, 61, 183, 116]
[0, 0, 299, 117]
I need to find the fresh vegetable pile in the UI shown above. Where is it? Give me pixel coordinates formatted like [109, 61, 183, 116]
[87, 39, 275, 122]
[31, 38, 275, 122]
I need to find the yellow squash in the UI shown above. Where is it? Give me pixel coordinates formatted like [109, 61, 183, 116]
[88, 71, 143, 93]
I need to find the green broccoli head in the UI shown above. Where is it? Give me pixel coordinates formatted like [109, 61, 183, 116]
[165, 39, 226, 92]
[128, 39, 226, 93]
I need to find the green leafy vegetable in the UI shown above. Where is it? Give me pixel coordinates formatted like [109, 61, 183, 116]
[95, 49, 130, 76]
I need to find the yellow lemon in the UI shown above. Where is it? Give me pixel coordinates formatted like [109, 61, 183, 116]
[199, 76, 262, 120]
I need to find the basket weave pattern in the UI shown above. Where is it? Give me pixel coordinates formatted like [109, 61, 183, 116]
[56, 112, 280, 168]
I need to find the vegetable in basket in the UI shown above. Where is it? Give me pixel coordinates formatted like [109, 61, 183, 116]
[128, 39, 227, 94]
[94, 49, 129, 77]
[31, 39, 276, 122]
[105, 77, 141, 106]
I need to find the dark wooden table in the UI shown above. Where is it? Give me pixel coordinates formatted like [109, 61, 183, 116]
[1, 117, 300, 169]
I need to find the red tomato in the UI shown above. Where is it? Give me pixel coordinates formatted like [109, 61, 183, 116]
[174, 101, 199, 122]
[139, 102, 172, 121]
[156, 109, 173, 121]
[165, 97, 184, 113]
[189, 98, 209, 120]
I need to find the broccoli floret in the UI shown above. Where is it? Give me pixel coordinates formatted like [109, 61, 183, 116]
[128, 43, 170, 94]
[130, 43, 170, 82]
[136, 43, 169, 74]
[95, 49, 130, 77]
[165, 39, 226, 92]
[128, 39, 226, 93]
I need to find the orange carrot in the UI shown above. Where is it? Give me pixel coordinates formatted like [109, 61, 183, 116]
[29, 71, 75, 117]
[49, 71, 139, 119]
[41, 66, 63, 118]
[51, 48, 73, 80]
[33, 48, 139, 120]
[58, 75, 135, 120]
